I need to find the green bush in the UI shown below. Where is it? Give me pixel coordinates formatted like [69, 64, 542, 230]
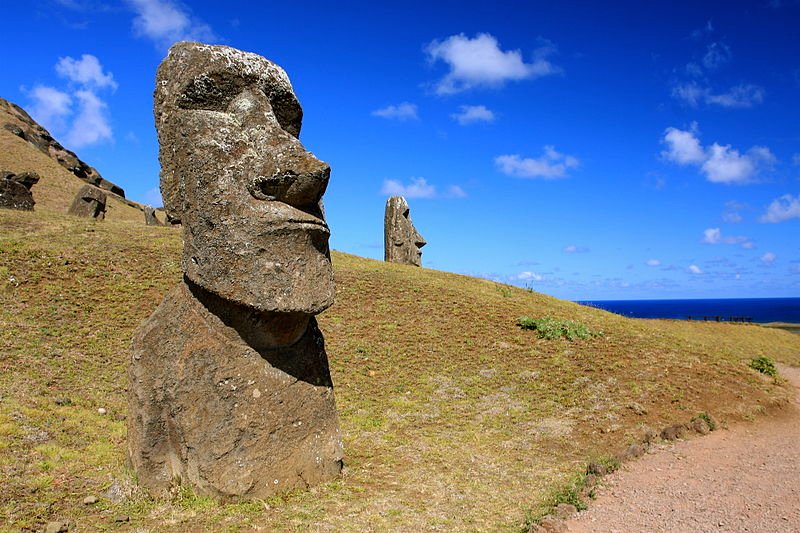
[517, 316, 602, 341]
[692, 412, 717, 431]
[749, 356, 777, 377]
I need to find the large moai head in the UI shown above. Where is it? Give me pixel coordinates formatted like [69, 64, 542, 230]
[384, 195, 426, 267]
[154, 42, 334, 314]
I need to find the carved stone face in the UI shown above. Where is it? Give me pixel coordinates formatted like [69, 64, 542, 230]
[155, 42, 334, 314]
[384, 196, 426, 267]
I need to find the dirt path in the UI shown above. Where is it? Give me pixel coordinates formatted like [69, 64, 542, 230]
[564, 364, 800, 533]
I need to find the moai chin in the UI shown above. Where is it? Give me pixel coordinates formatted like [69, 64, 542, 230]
[127, 42, 342, 500]
[384, 195, 426, 267]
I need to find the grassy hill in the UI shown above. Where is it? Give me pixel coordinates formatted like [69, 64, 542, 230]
[1, 207, 798, 532]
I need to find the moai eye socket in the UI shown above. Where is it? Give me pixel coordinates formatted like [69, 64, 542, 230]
[178, 74, 244, 111]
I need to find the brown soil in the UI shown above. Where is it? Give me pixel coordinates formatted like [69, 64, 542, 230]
[564, 364, 800, 533]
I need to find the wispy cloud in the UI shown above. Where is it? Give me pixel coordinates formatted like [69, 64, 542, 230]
[688, 264, 704, 275]
[495, 146, 579, 179]
[760, 194, 800, 223]
[451, 105, 495, 125]
[425, 33, 560, 95]
[127, 0, 216, 50]
[563, 245, 589, 254]
[646, 259, 661, 267]
[380, 177, 466, 199]
[661, 125, 775, 184]
[702, 42, 732, 69]
[371, 102, 418, 121]
[722, 200, 746, 223]
[672, 82, 764, 109]
[701, 227, 754, 249]
[761, 252, 777, 265]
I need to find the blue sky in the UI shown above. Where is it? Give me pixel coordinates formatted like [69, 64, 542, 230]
[3, 1, 799, 300]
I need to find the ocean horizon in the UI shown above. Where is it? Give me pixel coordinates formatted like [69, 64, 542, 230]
[578, 297, 800, 324]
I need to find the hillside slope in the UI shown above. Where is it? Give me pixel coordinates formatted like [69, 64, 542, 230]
[1, 209, 798, 532]
[0, 98, 161, 223]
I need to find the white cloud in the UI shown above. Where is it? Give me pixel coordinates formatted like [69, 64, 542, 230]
[760, 194, 800, 223]
[702, 143, 774, 184]
[516, 271, 544, 281]
[702, 42, 732, 69]
[495, 146, 579, 179]
[25, 54, 116, 149]
[27, 85, 72, 132]
[688, 264, 703, 274]
[761, 252, 777, 265]
[65, 90, 113, 148]
[451, 105, 495, 125]
[56, 54, 117, 90]
[381, 177, 466, 200]
[672, 82, 764, 109]
[661, 126, 775, 184]
[371, 102, 418, 121]
[646, 259, 661, 267]
[425, 33, 560, 94]
[661, 125, 706, 164]
[701, 227, 753, 249]
[128, 0, 216, 50]
[792, 153, 800, 166]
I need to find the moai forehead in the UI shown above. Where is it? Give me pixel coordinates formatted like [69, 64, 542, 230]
[153, 42, 334, 314]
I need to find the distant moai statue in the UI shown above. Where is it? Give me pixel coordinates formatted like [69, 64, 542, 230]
[384, 195, 426, 266]
[67, 184, 106, 219]
[127, 42, 342, 500]
[143, 206, 162, 226]
[0, 171, 39, 210]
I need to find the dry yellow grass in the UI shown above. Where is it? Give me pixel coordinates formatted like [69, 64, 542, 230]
[0, 208, 797, 532]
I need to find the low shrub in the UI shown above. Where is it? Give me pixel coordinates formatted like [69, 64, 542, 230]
[517, 316, 602, 341]
[749, 356, 777, 378]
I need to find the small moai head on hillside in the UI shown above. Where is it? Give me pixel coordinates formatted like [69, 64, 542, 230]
[154, 42, 334, 314]
[384, 195, 426, 267]
[67, 184, 106, 220]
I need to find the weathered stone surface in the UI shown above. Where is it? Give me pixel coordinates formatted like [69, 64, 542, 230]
[384, 196, 426, 266]
[1, 98, 125, 197]
[0, 170, 38, 210]
[154, 41, 333, 313]
[143, 206, 162, 226]
[129, 281, 342, 499]
[67, 184, 106, 219]
[129, 42, 342, 500]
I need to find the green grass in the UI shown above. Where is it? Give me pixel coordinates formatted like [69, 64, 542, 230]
[749, 356, 778, 378]
[517, 316, 603, 340]
[1, 208, 799, 532]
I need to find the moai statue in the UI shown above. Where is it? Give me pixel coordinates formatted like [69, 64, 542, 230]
[143, 205, 162, 226]
[0, 171, 39, 210]
[128, 42, 342, 500]
[384, 195, 426, 267]
[67, 184, 106, 219]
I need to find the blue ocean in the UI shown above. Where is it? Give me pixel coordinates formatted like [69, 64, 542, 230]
[578, 297, 800, 324]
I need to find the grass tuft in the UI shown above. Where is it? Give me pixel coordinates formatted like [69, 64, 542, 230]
[749, 356, 778, 378]
[517, 316, 603, 340]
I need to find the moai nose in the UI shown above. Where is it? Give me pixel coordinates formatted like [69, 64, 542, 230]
[249, 148, 331, 210]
